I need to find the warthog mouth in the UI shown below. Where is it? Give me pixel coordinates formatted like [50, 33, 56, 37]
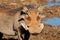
[31, 33, 40, 35]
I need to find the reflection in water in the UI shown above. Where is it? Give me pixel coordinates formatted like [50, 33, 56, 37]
[43, 17, 60, 26]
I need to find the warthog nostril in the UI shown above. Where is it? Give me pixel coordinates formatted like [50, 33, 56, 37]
[27, 26, 30, 28]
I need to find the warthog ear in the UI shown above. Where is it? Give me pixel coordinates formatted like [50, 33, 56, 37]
[37, 6, 46, 18]
[39, 14, 46, 18]
[37, 6, 44, 13]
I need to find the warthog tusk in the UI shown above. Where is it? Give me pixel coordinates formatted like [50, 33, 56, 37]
[20, 21, 29, 30]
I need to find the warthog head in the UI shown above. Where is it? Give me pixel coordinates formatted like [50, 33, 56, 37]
[18, 5, 45, 34]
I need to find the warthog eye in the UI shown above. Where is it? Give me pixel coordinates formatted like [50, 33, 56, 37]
[20, 11, 27, 15]
[26, 17, 31, 21]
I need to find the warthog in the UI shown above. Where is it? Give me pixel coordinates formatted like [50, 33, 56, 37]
[0, 5, 45, 40]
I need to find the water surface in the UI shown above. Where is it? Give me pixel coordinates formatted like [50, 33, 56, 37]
[43, 17, 60, 26]
[44, 0, 60, 7]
